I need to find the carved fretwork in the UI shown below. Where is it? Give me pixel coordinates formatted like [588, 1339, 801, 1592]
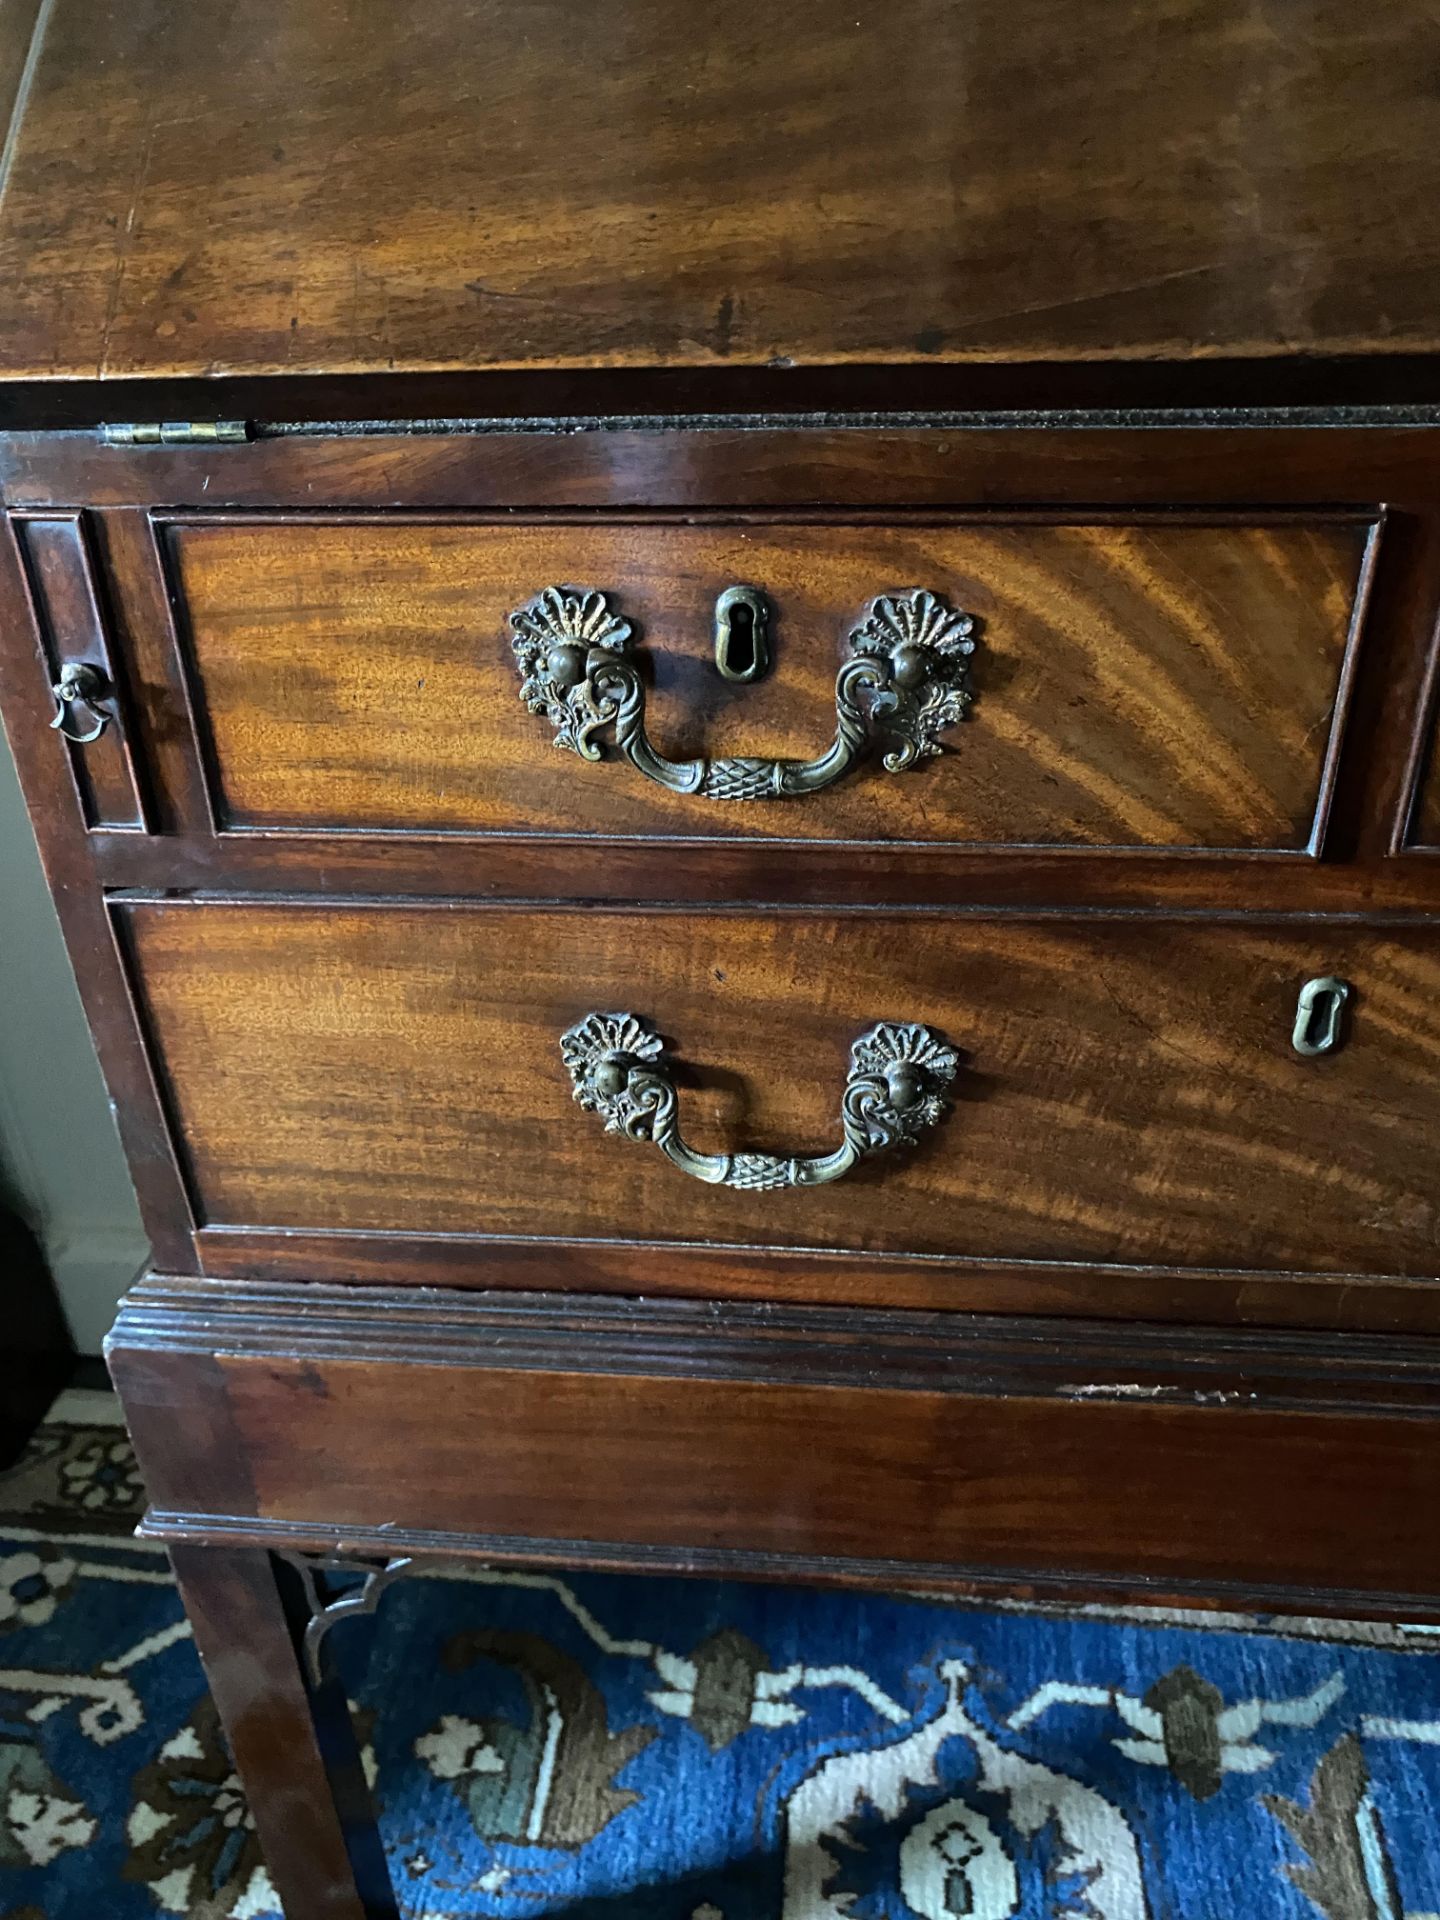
[280, 1552, 417, 1685]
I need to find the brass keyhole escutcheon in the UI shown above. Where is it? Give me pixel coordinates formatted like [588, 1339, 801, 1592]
[1292, 975, 1351, 1056]
[713, 585, 771, 683]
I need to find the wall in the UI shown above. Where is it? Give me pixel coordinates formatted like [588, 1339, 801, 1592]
[0, 725, 147, 1352]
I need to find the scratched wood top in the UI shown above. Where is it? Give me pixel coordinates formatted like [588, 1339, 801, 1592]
[2, 0, 1440, 390]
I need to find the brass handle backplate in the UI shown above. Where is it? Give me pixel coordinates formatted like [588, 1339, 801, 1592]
[511, 586, 976, 801]
[561, 1012, 958, 1190]
[49, 662, 115, 744]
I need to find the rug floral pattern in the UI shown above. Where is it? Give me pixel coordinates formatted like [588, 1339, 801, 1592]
[2, 1395, 1439, 1918]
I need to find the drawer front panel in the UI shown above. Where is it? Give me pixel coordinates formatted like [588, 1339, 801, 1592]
[120, 902, 1440, 1276]
[108, 1280, 1440, 1612]
[167, 515, 1371, 849]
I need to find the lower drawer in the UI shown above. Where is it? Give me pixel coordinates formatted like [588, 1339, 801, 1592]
[117, 899, 1440, 1279]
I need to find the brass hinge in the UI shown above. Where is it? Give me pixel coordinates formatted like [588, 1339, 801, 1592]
[98, 421, 252, 446]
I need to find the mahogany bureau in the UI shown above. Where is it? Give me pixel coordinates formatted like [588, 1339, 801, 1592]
[6, 3, 1440, 1914]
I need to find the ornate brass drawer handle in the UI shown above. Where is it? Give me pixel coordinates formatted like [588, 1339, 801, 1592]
[511, 586, 976, 800]
[561, 1012, 958, 1190]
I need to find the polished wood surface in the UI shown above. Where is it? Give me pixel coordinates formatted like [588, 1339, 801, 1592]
[168, 1544, 393, 1920]
[4, 419, 1434, 915]
[168, 514, 1369, 848]
[0, 2, 44, 182]
[189, 1230, 1440, 1338]
[0, 514, 197, 1271]
[5, 2, 1440, 397]
[5, 11, 1440, 1903]
[1409, 683, 1440, 850]
[120, 900, 1440, 1277]
[15, 513, 150, 830]
[7, 421, 1440, 515]
[0, 419, 1434, 1322]
[109, 1278, 1440, 1616]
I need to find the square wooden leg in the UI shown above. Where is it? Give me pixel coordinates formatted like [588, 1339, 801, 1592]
[168, 1544, 398, 1920]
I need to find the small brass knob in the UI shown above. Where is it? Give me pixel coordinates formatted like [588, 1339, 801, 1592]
[592, 1057, 631, 1098]
[889, 644, 931, 691]
[546, 643, 588, 688]
[884, 1062, 925, 1109]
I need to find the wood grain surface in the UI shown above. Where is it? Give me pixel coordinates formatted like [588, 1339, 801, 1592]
[214, 1368, 1440, 1600]
[3, 422, 1434, 514]
[108, 1279, 1440, 1611]
[14, 513, 150, 829]
[166, 1545, 392, 1920]
[167, 516, 1369, 848]
[0, 0, 44, 173]
[0, 512, 197, 1267]
[5, 0, 1439, 1857]
[186, 1230, 1440, 1336]
[1409, 686, 1440, 850]
[118, 901, 1440, 1277]
[4, 1, 1440, 385]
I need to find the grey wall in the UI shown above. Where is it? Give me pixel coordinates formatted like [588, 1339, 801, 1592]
[0, 725, 148, 1352]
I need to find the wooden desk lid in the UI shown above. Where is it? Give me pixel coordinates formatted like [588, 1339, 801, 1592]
[1, 0, 1438, 410]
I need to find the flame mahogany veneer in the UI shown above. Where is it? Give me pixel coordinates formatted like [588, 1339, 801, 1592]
[8, 4, 1440, 1912]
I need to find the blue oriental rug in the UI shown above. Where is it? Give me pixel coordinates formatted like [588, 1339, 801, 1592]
[2, 1392, 1440, 1919]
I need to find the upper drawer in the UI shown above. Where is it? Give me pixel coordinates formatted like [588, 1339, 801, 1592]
[164, 514, 1374, 851]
